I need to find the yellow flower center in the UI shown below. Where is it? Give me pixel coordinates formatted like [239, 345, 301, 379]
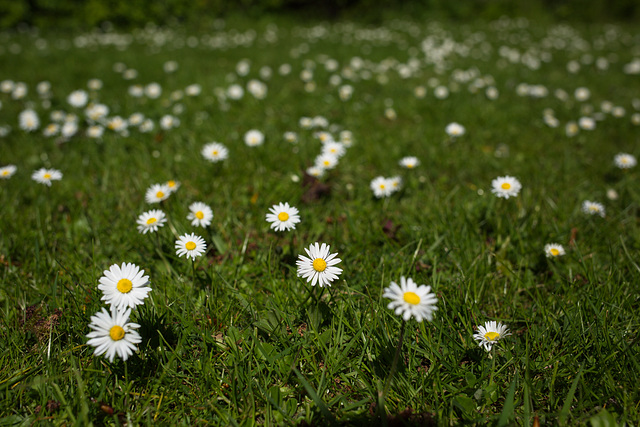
[278, 212, 289, 221]
[407, 164, 414, 168]
[212, 150, 218, 155]
[156, 191, 164, 199]
[146, 217, 157, 225]
[484, 331, 500, 341]
[403, 291, 421, 305]
[195, 211, 204, 219]
[550, 248, 560, 256]
[323, 160, 330, 166]
[621, 158, 629, 164]
[379, 184, 385, 189]
[501, 182, 511, 190]
[2, 171, 8, 176]
[168, 180, 176, 188]
[312, 258, 327, 272]
[589, 206, 598, 212]
[185, 241, 196, 251]
[109, 325, 125, 341]
[117, 278, 133, 293]
[43, 173, 52, 179]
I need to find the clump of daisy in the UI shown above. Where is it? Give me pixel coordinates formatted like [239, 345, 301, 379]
[582, 200, 605, 217]
[98, 262, 152, 311]
[202, 142, 229, 163]
[86, 307, 142, 362]
[614, 153, 637, 169]
[187, 202, 213, 228]
[544, 243, 565, 258]
[0, 164, 17, 179]
[473, 321, 511, 352]
[244, 129, 264, 147]
[145, 183, 171, 204]
[370, 176, 401, 198]
[399, 156, 420, 169]
[491, 176, 522, 199]
[296, 242, 342, 287]
[136, 210, 167, 234]
[19, 109, 40, 132]
[383, 277, 438, 322]
[175, 233, 207, 260]
[266, 202, 301, 232]
[32, 168, 62, 186]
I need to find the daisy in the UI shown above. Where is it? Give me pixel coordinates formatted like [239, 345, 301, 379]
[19, 109, 40, 132]
[160, 114, 180, 130]
[382, 276, 438, 322]
[296, 242, 343, 287]
[315, 153, 339, 170]
[202, 142, 229, 162]
[284, 131, 298, 144]
[87, 125, 105, 139]
[389, 176, 402, 192]
[166, 180, 181, 194]
[244, 129, 264, 147]
[370, 176, 393, 198]
[145, 183, 171, 204]
[445, 122, 465, 137]
[175, 233, 207, 260]
[266, 202, 301, 232]
[187, 202, 213, 227]
[399, 156, 420, 169]
[136, 210, 167, 234]
[67, 90, 89, 108]
[98, 262, 152, 311]
[145, 83, 162, 99]
[544, 243, 565, 258]
[107, 116, 128, 133]
[582, 200, 605, 217]
[322, 141, 346, 158]
[473, 321, 511, 352]
[85, 103, 109, 122]
[86, 307, 142, 362]
[306, 166, 325, 178]
[0, 165, 17, 179]
[31, 168, 62, 186]
[491, 176, 522, 199]
[139, 119, 154, 133]
[614, 153, 637, 169]
[43, 123, 59, 137]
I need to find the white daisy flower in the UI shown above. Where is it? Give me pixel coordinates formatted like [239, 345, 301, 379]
[61, 121, 78, 139]
[582, 200, 605, 217]
[145, 183, 171, 204]
[614, 153, 637, 169]
[107, 116, 128, 133]
[145, 83, 162, 99]
[43, 123, 59, 137]
[87, 125, 104, 139]
[19, 109, 40, 132]
[491, 176, 522, 199]
[175, 233, 207, 260]
[85, 103, 110, 122]
[67, 90, 89, 108]
[296, 242, 343, 287]
[166, 180, 181, 194]
[88, 78, 103, 90]
[139, 119, 154, 133]
[160, 114, 180, 130]
[128, 112, 145, 126]
[202, 142, 229, 162]
[565, 121, 579, 137]
[227, 84, 244, 100]
[370, 176, 393, 198]
[578, 117, 596, 130]
[382, 276, 438, 322]
[86, 307, 142, 362]
[0, 165, 17, 179]
[128, 85, 144, 97]
[266, 202, 301, 232]
[322, 141, 346, 158]
[244, 129, 265, 147]
[399, 156, 420, 169]
[136, 210, 167, 234]
[31, 168, 62, 186]
[473, 321, 511, 352]
[544, 243, 565, 258]
[187, 202, 214, 228]
[98, 262, 152, 311]
[185, 84, 201, 96]
[315, 153, 339, 170]
[306, 166, 325, 178]
[284, 131, 298, 144]
[445, 122, 465, 137]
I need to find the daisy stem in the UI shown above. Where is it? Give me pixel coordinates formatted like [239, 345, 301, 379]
[381, 321, 406, 402]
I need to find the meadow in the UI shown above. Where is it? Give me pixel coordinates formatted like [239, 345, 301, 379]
[1, 15, 639, 425]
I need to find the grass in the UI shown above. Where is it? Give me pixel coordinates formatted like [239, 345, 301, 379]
[1, 15, 640, 425]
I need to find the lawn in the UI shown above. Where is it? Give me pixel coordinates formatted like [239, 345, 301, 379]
[1, 15, 639, 425]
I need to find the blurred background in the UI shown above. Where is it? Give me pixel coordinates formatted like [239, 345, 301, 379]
[2, 0, 639, 30]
